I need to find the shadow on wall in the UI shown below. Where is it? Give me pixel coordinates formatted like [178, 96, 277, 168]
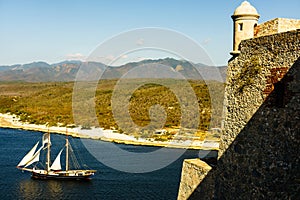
[189, 57, 300, 199]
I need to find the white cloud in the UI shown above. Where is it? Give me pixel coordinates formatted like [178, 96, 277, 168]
[88, 54, 129, 65]
[201, 38, 212, 45]
[135, 56, 146, 62]
[121, 54, 128, 59]
[136, 38, 144, 46]
[86, 54, 147, 66]
[65, 53, 86, 61]
[87, 54, 115, 65]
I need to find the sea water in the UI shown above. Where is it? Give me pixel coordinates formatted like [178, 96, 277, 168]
[0, 128, 208, 200]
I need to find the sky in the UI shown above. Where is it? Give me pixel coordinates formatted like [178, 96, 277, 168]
[0, 0, 299, 66]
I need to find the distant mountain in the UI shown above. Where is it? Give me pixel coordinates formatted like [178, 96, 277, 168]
[0, 58, 227, 82]
[0, 61, 89, 82]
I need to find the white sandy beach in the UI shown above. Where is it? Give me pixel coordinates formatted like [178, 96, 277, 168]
[0, 113, 219, 150]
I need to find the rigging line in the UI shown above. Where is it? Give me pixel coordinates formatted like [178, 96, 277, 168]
[70, 137, 86, 168]
[38, 149, 46, 169]
[71, 154, 80, 169]
[68, 142, 80, 169]
[83, 164, 92, 170]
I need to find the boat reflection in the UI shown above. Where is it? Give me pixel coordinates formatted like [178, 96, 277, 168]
[18, 178, 92, 199]
[18, 179, 62, 199]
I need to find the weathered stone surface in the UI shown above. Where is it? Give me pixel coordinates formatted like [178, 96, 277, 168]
[221, 29, 300, 157]
[178, 29, 300, 199]
[177, 159, 212, 200]
[255, 18, 300, 37]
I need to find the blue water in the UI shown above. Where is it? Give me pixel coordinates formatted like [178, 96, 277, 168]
[0, 128, 204, 199]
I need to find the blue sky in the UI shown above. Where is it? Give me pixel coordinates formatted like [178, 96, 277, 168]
[0, 0, 299, 66]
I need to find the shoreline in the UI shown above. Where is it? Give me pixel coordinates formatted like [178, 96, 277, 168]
[0, 113, 219, 150]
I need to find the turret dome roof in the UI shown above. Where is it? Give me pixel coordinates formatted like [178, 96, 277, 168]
[233, 1, 259, 16]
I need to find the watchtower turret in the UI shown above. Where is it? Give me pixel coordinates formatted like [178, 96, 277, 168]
[231, 1, 260, 55]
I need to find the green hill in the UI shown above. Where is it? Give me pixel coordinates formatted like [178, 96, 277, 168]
[0, 80, 224, 134]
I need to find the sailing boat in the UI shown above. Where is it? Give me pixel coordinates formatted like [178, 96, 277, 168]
[17, 131, 96, 180]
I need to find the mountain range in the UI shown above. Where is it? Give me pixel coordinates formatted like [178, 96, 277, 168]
[0, 58, 227, 82]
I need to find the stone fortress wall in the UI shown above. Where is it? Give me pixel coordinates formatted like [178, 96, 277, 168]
[220, 28, 300, 157]
[177, 2, 300, 198]
[178, 28, 300, 200]
[255, 18, 300, 37]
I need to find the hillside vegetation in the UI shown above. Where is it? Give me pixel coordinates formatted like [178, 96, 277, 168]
[0, 80, 224, 134]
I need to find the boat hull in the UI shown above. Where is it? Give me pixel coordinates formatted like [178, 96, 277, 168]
[31, 170, 96, 180]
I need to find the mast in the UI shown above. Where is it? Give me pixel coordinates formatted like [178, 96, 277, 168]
[66, 128, 69, 171]
[46, 130, 51, 172]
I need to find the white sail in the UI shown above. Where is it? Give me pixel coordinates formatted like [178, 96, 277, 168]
[50, 148, 63, 170]
[17, 141, 39, 167]
[24, 146, 43, 167]
[42, 133, 51, 147]
[16, 131, 97, 179]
